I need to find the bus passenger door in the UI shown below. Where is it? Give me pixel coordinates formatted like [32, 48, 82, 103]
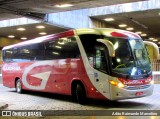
[91, 46, 111, 99]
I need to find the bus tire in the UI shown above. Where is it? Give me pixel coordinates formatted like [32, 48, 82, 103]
[76, 84, 86, 104]
[16, 79, 23, 93]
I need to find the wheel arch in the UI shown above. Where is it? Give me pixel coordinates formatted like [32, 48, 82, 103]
[71, 79, 87, 97]
[15, 77, 21, 87]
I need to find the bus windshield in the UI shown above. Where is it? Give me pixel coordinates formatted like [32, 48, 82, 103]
[105, 37, 151, 78]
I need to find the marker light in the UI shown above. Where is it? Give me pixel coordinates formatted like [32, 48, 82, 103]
[109, 80, 118, 86]
[109, 80, 125, 88]
[91, 88, 94, 91]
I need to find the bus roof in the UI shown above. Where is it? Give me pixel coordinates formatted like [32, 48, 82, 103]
[2, 30, 74, 50]
[3, 28, 141, 50]
[75, 28, 141, 39]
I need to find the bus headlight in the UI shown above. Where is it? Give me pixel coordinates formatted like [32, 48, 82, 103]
[117, 82, 125, 88]
[150, 80, 154, 84]
[109, 80, 125, 88]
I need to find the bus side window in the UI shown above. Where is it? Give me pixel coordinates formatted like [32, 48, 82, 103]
[94, 46, 108, 73]
[79, 34, 109, 74]
[19, 46, 33, 61]
[31, 43, 45, 60]
[12, 47, 21, 62]
[59, 37, 80, 58]
[45, 40, 60, 60]
[3, 49, 13, 62]
[45, 37, 80, 60]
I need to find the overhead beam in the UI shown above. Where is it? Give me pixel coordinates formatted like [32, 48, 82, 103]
[88, 0, 160, 16]
[0, 5, 45, 21]
[46, 0, 160, 28]
[0, 17, 40, 28]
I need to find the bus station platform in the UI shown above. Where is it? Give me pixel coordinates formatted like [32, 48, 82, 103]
[0, 102, 8, 110]
[0, 74, 8, 110]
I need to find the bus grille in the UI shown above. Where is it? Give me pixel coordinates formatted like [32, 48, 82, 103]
[125, 84, 151, 90]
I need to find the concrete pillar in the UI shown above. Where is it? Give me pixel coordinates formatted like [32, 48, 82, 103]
[46, 9, 90, 29]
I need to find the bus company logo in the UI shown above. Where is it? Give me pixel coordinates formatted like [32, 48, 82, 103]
[123, 80, 143, 85]
[22, 61, 54, 90]
[3, 65, 21, 71]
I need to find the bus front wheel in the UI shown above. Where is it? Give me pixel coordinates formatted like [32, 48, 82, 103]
[76, 84, 86, 104]
[16, 79, 23, 93]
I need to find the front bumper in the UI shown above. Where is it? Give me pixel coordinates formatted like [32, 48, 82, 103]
[109, 84, 154, 100]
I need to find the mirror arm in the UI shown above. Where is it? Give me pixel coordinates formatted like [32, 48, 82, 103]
[97, 39, 115, 57]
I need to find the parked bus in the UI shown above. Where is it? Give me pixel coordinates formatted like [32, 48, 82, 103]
[2, 28, 154, 104]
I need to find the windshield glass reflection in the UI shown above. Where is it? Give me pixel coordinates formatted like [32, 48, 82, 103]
[105, 37, 151, 78]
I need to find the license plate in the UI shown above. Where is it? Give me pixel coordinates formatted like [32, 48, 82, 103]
[135, 92, 143, 96]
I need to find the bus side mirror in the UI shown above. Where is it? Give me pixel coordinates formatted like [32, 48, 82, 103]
[143, 41, 159, 59]
[97, 39, 115, 57]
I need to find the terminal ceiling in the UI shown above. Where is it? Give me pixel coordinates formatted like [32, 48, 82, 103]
[0, 0, 159, 45]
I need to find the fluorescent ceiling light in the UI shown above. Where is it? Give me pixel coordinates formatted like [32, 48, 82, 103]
[52, 52, 59, 55]
[8, 35, 15, 38]
[58, 41, 64, 45]
[39, 32, 47, 35]
[141, 34, 147, 37]
[55, 46, 62, 49]
[21, 37, 27, 40]
[36, 25, 45, 29]
[153, 39, 158, 42]
[17, 28, 26, 31]
[149, 38, 154, 40]
[119, 24, 127, 28]
[55, 4, 73, 8]
[126, 27, 134, 31]
[104, 18, 114, 21]
[135, 31, 142, 34]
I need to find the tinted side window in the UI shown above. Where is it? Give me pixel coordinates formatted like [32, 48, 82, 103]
[45, 37, 80, 60]
[3, 49, 13, 62]
[16, 43, 45, 62]
[3, 43, 45, 62]
[32, 43, 45, 60]
[79, 34, 109, 74]
[12, 46, 32, 62]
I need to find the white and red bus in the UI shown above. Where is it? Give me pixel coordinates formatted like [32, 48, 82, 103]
[2, 28, 153, 104]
